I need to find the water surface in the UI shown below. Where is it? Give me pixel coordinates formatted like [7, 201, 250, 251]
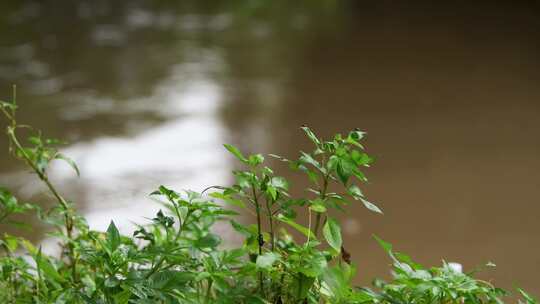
[1, 1, 539, 294]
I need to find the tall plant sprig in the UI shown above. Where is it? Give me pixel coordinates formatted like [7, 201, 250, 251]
[0, 87, 81, 280]
[219, 144, 290, 294]
[269, 126, 382, 256]
[216, 127, 382, 302]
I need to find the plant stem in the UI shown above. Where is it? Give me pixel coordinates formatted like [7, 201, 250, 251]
[314, 173, 329, 237]
[2, 112, 78, 281]
[265, 198, 275, 251]
[251, 185, 265, 295]
[252, 186, 263, 256]
[204, 279, 213, 304]
[275, 273, 285, 304]
[306, 207, 312, 246]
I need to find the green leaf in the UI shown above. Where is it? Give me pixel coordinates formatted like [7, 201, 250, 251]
[276, 214, 317, 241]
[351, 150, 373, 167]
[360, 198, 383, 214]
[195, 234, 221, 249]
[106, 221, 121, 252]
[3, 234, 18, 252]
[306, 169, 319, 184]
[55, 153, 80, 177]
[0, 100, 16, 110]
[347, 184, 364, 199]
[256, 252, 280, 269]
[234, 171, 255, 189]
[36, 248, 63, 283]
[518, 288, 538, 304]
[322, 264, 357, 300]
[323, 218, 342, 253]
[151, 270, 195, 289]
[299, 253, 327, 277]
[113, 289, 131, 304]
[348, 130, 366, 141]
[21, 239, 37, 255]
[309, 199, 327, 213]
[336, 159, 354, 185]
[301, 126, 321, 145]
[195, 272, 211, 282]
[223, 144, 247, 163]
[209, 192, 246, 209]
[294, 273, 316, 299]
[373, 235, 393, 257]
[266, 186, 277, 200]
[271, 176, 289, 190]
[248, 154, 264, 166]
[299, 152, 322, 171]
[230, 220, 251, 236]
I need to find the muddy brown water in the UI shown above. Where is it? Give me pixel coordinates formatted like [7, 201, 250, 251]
[1, 1, 539, 294]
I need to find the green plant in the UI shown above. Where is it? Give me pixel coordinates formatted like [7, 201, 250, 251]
[0, 89, 536, 303]
[367, 236, 509, 304]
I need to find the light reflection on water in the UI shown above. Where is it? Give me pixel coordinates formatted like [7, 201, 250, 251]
[1, 51, 243, 250]
[51, 77, 228, 233]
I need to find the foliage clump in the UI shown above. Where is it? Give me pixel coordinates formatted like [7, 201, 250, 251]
[0, 90, 536, 303]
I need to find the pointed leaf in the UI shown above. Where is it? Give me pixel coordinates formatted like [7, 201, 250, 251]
[107, 221, 121, 252]
[347, 184, 364, 199]
[360, 198, 383, 214]
[301, 126, 320, 145]
[223, 144, 247, 163]
[323, 217, 342, 253]
[248, 154, 264, 166]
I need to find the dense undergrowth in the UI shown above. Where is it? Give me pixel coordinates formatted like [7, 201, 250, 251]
[0, 89, 537, 303]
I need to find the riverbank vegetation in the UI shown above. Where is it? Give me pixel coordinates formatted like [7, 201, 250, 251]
[0, 90, 536, 303]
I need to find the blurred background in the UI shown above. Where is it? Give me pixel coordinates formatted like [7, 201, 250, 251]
[1, 0, 539, 294]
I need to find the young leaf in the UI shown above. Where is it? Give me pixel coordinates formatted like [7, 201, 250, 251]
[107, 220, 121, 252]
[360, 198, 383, 214]
[223, 144, 248, 163]
[336, 159, 354, 185]
[266, 185, 277, 200]
[301, 126, 321, 145]
[248, 154, 264, 166]
[348, 129, 366, 141]
[347, 184, 364, 199]
[323, 217, 342, 253]
[271, 176, 289, 191]
[373, 235, 394, 257]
